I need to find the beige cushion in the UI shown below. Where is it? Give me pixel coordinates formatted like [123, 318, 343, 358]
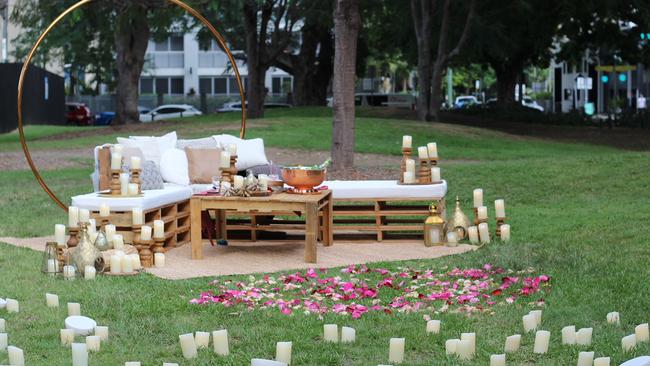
[185, 147, 222, 184]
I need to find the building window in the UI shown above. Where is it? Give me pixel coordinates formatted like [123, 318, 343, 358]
[152, 35, 184, 52]
[155, 78, 169, 95]
[170, 78, 184, 94]
[199, 78, 212, 95]
[228, 77, 240, 94]
[215, 77, 227, 94]
[271, 76, 293, 94]
[141, 77, 185, 95]
[140, 78, 154, 94]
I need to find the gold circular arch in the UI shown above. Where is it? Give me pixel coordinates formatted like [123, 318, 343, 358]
[17, 0, 247, 211]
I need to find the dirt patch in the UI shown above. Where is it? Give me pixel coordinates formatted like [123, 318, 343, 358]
[0, 149, 92, 171]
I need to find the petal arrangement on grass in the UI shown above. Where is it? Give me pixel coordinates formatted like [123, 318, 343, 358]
[190, 264, 551, 318]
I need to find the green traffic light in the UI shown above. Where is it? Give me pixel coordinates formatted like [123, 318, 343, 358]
[601, 75, 609, 83]
[619, 73, 627, 82]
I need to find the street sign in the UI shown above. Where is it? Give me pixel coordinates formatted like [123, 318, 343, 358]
[576, 77, 593, 90]
[595, 65, 637, 72]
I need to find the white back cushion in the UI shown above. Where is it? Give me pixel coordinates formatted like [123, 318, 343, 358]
[159, 148, 190, 186]
[212, 134, 269, 171]
[117, 131, 177, 167]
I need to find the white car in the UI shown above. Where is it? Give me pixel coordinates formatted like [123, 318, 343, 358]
[521, 97, 544, 112]
[139, 104, 202, 122]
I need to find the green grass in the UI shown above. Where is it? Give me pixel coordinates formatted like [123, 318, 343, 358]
[1, 108, 650, 365]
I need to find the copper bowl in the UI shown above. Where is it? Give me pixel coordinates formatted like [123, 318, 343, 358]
[281, 166, 326, 193]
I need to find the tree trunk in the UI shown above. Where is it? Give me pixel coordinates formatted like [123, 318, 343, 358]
[113, 5, 149, 125]
[331, 0, 360, 170]
[411, 0, 433, 121]
[494, 64, 520, 105]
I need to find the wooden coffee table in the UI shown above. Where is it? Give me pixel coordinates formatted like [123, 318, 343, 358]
[190, 190, 333, 263]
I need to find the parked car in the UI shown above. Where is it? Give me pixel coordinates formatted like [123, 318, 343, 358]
[65, 103, 93, 126]
[95, 106, 151, 126]
[217, 101, 292, 113]
[139, 104, 202, 122]
[453, 95, 481, 109]
[484, 97, 544, 112]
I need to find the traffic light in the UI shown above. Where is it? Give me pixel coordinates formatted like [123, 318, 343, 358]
[619, 73, 627, 82]
[601, 75, 609, 83]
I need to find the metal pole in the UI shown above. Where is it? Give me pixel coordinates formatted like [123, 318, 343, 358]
[447, 67, 453, 107]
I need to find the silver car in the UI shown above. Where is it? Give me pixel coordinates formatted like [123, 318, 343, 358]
[139, 104, 202, 122]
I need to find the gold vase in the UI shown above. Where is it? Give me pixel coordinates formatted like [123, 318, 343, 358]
[71, 223, 105, 275]
[447, 196, 471, 240]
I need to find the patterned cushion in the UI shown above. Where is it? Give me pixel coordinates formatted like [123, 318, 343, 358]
[140, 160, 164, 190]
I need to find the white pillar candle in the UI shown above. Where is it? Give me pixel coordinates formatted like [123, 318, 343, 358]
[46, 293, 59, 308]
[594, 357, 611, 366]
[140, 225, 152, 241]
[341, 326, 356, 343]
[7, 345, 24, 366]
[461, 332, 476, 354]
[110, 255, 122, 274]
[47, 259, 57, 274]
[0, 333, 6, 352]
[212, 329, 229, 355]
[162, 363, 179, 366]
[79, 209, 90, 223]
[132, 208, 143, 225]
[456, 339, 473, 360]
[533, 330, 550, 354]
[233, 175, 244, 190]
[446, 231, 458, 244]
[473, 188, 483, 207]
[529, 310, 542, 325]
[228, 143, 237, 155]
[154, 253, 165, 268]
[467, 226, 479, 243]
[104, 224, 116, 242]
[63, 265, 76, 280]
[606, 311, 620, 325]
[55, 224, 67, 245]
[522, 314, 537, 332]
[84, 266, 96, 280]
[635, 323, 649, 342]
[477, 206, 488, 220]
[426, 320, 440, 334]
[61, 328, 75, 346]
[577, 351, 594, 366]
[478, 223, 490, 244]
[324, 324, 338, 342]
[6, 299, 19, 313]
[120, 173, 130, 195]
[99, 204, 110, 217]
[494, 199, 506, 218]
[251, 360, 286, 366]
[69, 206, 80, 227]
[490, 354, 506, 366]
[220, 151, 231, 168]
[0, 319, 5, 332]
[275, 341, 292, 365]
[179, 333, 198, 359]
[124, 363, 141, 366]
[430, 167, 441, 182]
[195, 331, 210, 348]
[113, 234, 124, 250]
[128, 183, 139, 196]
[561, 325, 576, 345]
[112, 144, 123, 154]
[94, 326, 108, 341]
[121, 255, 133, 273]
[153, 220, 165, 239]
[259, 175, 269, 191]
[111, 152, 122, 170]
[500, 224, 511, 242]
[417, 146, 428, 159]
[576, 328, 593, 346]
[445, 339, 459, 355]
[427, 142, 438, 158]
[504, 334, 521, 352]
[130, 254, 141, 271]
[388, 338, 405, 363]
[622, 334, 637, 351]
[68, 302, 81, 316]
[130, 156, 141, 170]
[86, 335, 101, 352]
[405, 159, 415, 174]
[402, 135, 412, 148]
[71, 343, 88, 366]
[403, 172, 415, 184]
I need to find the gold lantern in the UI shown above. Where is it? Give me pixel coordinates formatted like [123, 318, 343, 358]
[70, 223, 105, 275]
[424, 202, 445, 247]
[41, 242, 61, 275]
[447, 196, 471, 240]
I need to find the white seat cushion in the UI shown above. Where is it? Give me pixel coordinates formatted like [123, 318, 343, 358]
[323, 180, 447, 200]
[71, 184, 192, 211]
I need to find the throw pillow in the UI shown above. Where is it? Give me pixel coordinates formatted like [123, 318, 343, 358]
[140, 160, 165, 190]
[212, 134, 269, 171]
[117, 131, 177, 167]
[185, 147, 222, 184]
[177, 137, 218, 150]
[159, 148, 190, 186]
[121, 147, 144, 170]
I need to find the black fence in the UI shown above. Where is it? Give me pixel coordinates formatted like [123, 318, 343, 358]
[0, 63, 65, 134]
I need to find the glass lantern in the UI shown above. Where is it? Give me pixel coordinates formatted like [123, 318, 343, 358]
[423, 203, 445, 247]
[41, 242, 61, 275]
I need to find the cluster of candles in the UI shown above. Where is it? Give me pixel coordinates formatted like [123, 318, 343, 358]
[467, 188, 511, 243]
[401, 135, 440, 184]
[109, 252, 142, 274]
[111, 144, 142, 196]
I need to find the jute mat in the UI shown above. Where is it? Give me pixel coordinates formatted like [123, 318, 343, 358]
[0, 236, 475, 280]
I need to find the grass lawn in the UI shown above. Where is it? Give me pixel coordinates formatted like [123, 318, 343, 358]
[1, 108, 649, 365]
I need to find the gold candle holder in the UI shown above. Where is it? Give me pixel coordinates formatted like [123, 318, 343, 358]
[67, 227, 79, 248]
[110, 169, 121, 195]
[153, 236, 165, 255]
[472, 208, 488, 226]
[56, 244, 67, 270]
[230, 154, 238, 177]
[132, 224, 153, 268]
[418, 160, 431, 184]
[130, 168, 142, 194]
[496, 217, 506, 238]
[400, 147, 412, 183]
[428, 157, 438, 167]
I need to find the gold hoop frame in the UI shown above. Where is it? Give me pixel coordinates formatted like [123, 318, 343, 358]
[17, 0, 247, 211]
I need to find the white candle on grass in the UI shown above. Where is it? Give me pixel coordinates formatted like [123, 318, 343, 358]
[388, 338, 405, 363]
[504, 334, 521, 352]
[457, 339, 473, 360]
[622, 334, 637, 351]
[6, 299, 19, 313]
[495, 199, 506, 218]
[60, 328, 75, 346]
[162, 363, 179, 366]
[0, 333, 7, 351]
[140, 225, 152, 241]
[111, 152, 122, 170]
[131, 156, 141, 170]
[46, 293, 59, 308]
[79, 209, 90, 223]
[84, 266, 96, 280]
[55, 224, 66, 245]
[577, 351, 594, 366]
[341, 326, 356, 343]
[130, 254, 141, 271]
[405, 159, 415, 174]
[154, 253, 165, 268]
[635, 323, 649, 342]
[47, 259, 57, 274]
[490, 354, 506, 366]
[276, 341, 292, 365]
[63, 265, 76, 280]
[195, 331, 210, 348]
[113, 234, 124, 250]
[461, 332, 476, 354]
[478, 223, 490, 244]
[179, 333, 198, 359]
[212, 329, 229, 356]
[417, 146, 428, 159]
[426, 320, 440, 334]
[477, 206, 488, 220]
[402, 135, 412, 148]
[500, 224, 511, 242]
[153, 220, 164, 239]
[99, 204, 110, 217]
[446, 339, 460, 355]
[522, 314, 537, 332]
[473, 189, 483, 207]
[68, 302, 81, 316]
[69, 206, 80, 227]
[427, 142, 438, 158]
[110, 255, 121, 274]
[95, 326, 108, 341]
[120, 173, 130, 196]
[594, 357, 611, 366]
[533, 330, 550, 354]
[606, 311, 620, 325]
[431, 167, 441, 182]
[468, 226, 479, 243]
[124, 363, 141, 366]
[529, 310, 542, 326]
[121, 255, 133, 273]
[561, 325, 576, 345]
[71, 343, 88, 366]
[324, 324, 338, 342]
[7, 345, 24, 366]
[132, 208, 143, 225]
[576, 328, 593, 346]
[86, 335, 100, 352]
[446, 231, 458, 244]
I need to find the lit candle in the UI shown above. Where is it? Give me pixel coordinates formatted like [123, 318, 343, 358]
[130, 254, 141, 271]
[132, 208, 143, 225]
[84, 266, 96, 280]
[577, 351, 594, 366]
[111, 152, 122, 170]
[417, 146, 428, 159]
[179, 333, 198, 359]
[6, 299, 19, 313]
[154, 253, 165, 268]
[55, 224, 66, 245]
[405, 159, 415, 174]
[477, 206, 488, 220]
[212, 329, 229, 355]
[95, 326, 109, 341]
[594, 357, 611, 366]
[233, 175, 244, 190]
[8, 346, 24, 366]
[495, 199, 506, 218]
[113, 234, 124, 250]
[622, 334, 637, 351]
[478, 223, 490, 244]
[324, 324, 338, 342]
[68, 206, 80, 227]
[275, 341, 292, 365]
[228, 143, 237, 156]
[473, 189, 483, 208]
[130, 156, 141, 170]
[46, 293, 59, 308]
[461, 332, 476, 354]
[445, 339, 459, 355]
[500, 225, 511, 242]
[636, 323, 649, 342]
[121, 255, 133, 273]
[522, 314, 537, 332]
[120, 173, 130, 195]
[533, 330, 550, 354]
[446, 231, 458, 244]
[140, 225, 152, 241]
[431, 167, 441, 182]
[456, 339, 473, 360]
[128, 183, 139, 196]
[153, 220, 164, 239]
[561, 325, 576, 345]
[427, 142, 438, 158]
[105, 225, 116, 242]
[61, 328, 75, 346]
[388, 338, 405, 363]
[467, 226, 479, 243]
[79, 209, 90, 223]
[68, 302, 81, 316]
[220, 151, 231, 168]
[403, 172, 415, 184]
[86, 335, 101, 352]
[606, 312, 620, 325]
[71, 342, 88, 366]
[0, 333, 6, 351]
[490, 354, 506, 366]
[341, 327, 356, 343]
[99, 204, 110, 217]
[529, 310, 542, 325]
[402, 135, 412, 148]
[576, 328, 592, 346]
[110, 255, 121, 274]
[504, 334, 521, 352]
[426, 320, 440, 334]
[195, 331, 210, 348]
